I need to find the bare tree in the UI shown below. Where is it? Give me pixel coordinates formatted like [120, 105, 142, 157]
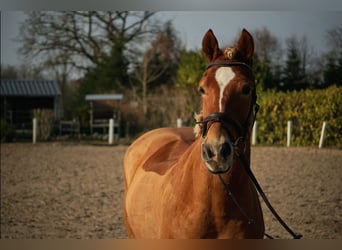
[1, 64, 44, 80]
[17, 11, 158, 75]
[326, 26, 342, 52]
[133, 21, 183, 114]
[134, 50, 168, 114]
[250, 27, 283, 90]
[253, 27, 282, 63]
[323, 27, 342, 86]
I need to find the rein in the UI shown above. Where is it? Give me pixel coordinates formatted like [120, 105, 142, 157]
[200, 60, 302, 239]
[236, 154, 303, 239]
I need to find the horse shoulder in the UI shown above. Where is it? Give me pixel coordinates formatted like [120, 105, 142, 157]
[124, 127, 196, 186]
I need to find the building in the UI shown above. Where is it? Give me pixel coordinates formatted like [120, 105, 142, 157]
[1, 79, 61, 129]
[85, 94, 123, 135]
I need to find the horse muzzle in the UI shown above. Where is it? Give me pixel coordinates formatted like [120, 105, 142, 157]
[201, 141, 234, 174]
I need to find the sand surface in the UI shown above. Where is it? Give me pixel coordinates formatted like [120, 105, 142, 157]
[1, 143, 341, 239]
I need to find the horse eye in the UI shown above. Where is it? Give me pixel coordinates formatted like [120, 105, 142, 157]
[199, 86, 206, 95]
[241, 84, 251, 95]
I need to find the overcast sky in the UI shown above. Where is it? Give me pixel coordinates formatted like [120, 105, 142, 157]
[1, 11, 342, 67]
[156, 11, 341, 51]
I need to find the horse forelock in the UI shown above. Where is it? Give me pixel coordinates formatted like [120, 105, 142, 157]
[220, 46, 252, 66]
[223, 47, 237, 60]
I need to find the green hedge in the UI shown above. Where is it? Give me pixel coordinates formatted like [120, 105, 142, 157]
[255, 86, 342, 147]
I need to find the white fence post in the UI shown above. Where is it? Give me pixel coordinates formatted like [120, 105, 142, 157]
[32, 118, 37, 144]
[252, 121, 257, 145]
[319, 121, 327, 149]
[177, 118, 182, 128]
[287, 120, 292, 147]
[108, 118, 114, 145]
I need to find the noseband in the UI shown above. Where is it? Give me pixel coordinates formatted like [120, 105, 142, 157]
[196, 61, 259, 152]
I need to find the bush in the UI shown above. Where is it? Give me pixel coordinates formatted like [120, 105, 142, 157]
[0, 119, 16, 142]
[119, 85, 197, 139]
[256, 86, 342, 147]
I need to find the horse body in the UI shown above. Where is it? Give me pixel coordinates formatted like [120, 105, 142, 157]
[124, 128, 263, 238]
[123, 29, 265, 238]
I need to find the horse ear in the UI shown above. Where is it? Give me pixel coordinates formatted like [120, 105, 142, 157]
[202, 29, 220, 62]
[236, 29, 254, 64]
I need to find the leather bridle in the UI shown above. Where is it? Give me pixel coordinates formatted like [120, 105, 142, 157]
[197, 61, 302, 239]
[196, 61, 259, 155]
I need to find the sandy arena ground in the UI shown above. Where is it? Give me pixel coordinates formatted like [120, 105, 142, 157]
[1, 142, 341, 239]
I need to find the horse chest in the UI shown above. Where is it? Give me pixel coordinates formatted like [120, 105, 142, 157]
[156, 184, 235, 238]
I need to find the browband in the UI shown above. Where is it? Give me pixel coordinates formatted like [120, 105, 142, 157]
[206, 61, 253, 72]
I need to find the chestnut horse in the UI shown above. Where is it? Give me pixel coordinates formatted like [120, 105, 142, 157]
[123, 29, 264, 238]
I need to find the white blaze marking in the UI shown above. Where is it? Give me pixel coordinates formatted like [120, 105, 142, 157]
[215, 67, 235, 111]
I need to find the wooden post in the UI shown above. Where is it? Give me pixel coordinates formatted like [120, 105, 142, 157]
[109, 118, 114, 145]
[287, 120, 292, 147]
[252, 121, 257, 145]
[32, 118, 37, 144]
[319, 121, 327, 149]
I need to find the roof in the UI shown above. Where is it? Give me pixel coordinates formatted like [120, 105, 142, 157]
[1, 79, 61, 97]
[85, 94, 123, 101]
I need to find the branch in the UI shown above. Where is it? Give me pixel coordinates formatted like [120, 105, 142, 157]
[17, 11, 160, 79]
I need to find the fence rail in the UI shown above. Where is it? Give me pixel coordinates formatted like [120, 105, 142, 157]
[30, 118, 119, 145]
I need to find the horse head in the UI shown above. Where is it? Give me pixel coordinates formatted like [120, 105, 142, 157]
[196, 29, 258, 174]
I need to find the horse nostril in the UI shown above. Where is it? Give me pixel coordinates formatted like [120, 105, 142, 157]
[206, 145, 213, 158]
[221, 143, 231, 158]
[202, 143, 215, 161]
